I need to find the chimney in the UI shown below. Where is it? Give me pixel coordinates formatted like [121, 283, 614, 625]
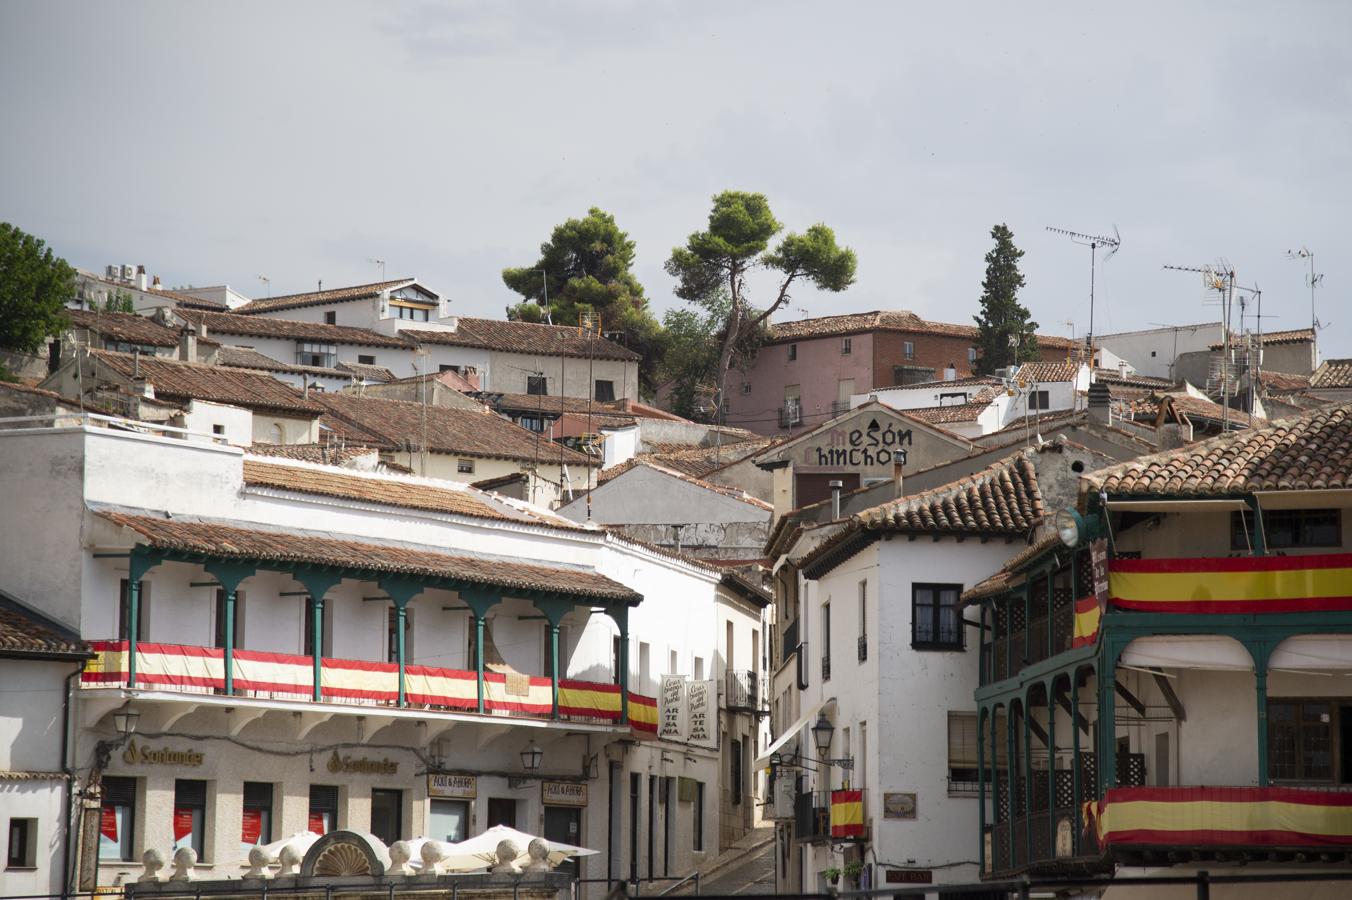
[830, 479, 843, 519]
[179, 325, 197, 362]
[151, 275, 162, 291]
[1087, 381, 1111, 425]
[944, 362, 957, 381]
[136, 265, 147, 291]
[1157, 422, 1185, 450]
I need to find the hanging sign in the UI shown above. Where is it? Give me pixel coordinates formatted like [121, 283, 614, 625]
[172, 808, 195, 848]
[308, 811, 328, 834]
[659, 674, 686, 741]
[686, 680, 717, 748]
[241, 809, 263, 845]
[1090, 538, 1110, 608]
[542, 781, 588, 807]
[100, 806, 119, 842]
[428, 773, 477, 799]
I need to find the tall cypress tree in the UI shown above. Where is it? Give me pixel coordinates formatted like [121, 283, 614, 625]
[972, 224, 1039, 374]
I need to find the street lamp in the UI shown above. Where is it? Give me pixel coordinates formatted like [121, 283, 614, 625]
[521, 743, 543, 772]
[1054, 508, 1085, 548]
[112, 707, 140, 736]
[811, 713, 835, 758]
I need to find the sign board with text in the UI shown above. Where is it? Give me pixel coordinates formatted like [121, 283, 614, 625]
[428, 774, 478, 799]
[542, 781, 588, 807]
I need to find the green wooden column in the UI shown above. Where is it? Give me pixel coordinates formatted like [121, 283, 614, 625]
[124, 550, 160, 689]
[533, 595, 574, 721]
[380, 578, 426, 709]
[977, 706, 987, 873]
[613, 606, 631, 724]
[203, 562, 255, 697]
[1098, 641, 1121, 794]
[290, 571, 344, 702]
[1246, 496, 1267, 556]
[1250, 640, 1273, 786]
[1005, 701, 1017, 868]
[1022, 692, 1032, 867]
[1070, 674, 1082, 855]
[458, 589, 499, 715]
[1022, 584, 1031, 669]
[1046, 680, 1057, 857]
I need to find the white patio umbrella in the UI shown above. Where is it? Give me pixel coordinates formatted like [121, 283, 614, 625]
[432, 825, 597, 872]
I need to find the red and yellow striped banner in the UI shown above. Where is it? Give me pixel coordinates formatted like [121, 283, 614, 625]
[831, 790, 865, 838]
[1089, 786, 1352, 847]
[1109, 553, 1352, 615]
[1071, 596, 1101, 648]
[83, 641, 625, 721]
[628, 691, 658, 737]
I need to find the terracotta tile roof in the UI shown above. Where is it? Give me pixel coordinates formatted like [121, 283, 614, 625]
[766, 309, 1075, 349]
[233, 278, 417, 314]
[1092, 369, 1173, 389]
[1085, 403, 1352, 495]
[1258, 370, 1311, 392]
[893, 375, 1004, 390]
[0, 593, 90, 659]
[1014, 362, 1081, 383]
[217, 346, 351, 380]
[594, 460, 772, 510]
[244, 444, 381, 465]
[387, 369, 481, 392]
[154, 288, 229, 310]
[311, 392, 597, 466]
[1210, 328, 1315, 349]
[1311, 359, 1352, 390]
[900, 393, 998, 425]
[98, 510, 637, 602]
[481, 393, 630, 417]
[0, 770, 69, 781]
[242, 459, 583, 529]
[90, 350, 323, 416]
[601, 439, 775, 482]
[66, 309, 218, 348]
[404, 318, 641, 362]
[337, 361, 395, 383]
[1160, 392, 1263, 429]
[977, 408, 1082, 438]
[856, 452, 1044, 534]
[180, 310, 413, 348]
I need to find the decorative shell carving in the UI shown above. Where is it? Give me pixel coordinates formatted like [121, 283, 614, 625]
[313, 842, 373, 877]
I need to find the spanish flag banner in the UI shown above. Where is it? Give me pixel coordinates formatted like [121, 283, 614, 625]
[1071, 597, 1102, 648]
[831, 789, 865, 838]
[1109, 553, 1352, 615]
[1090, 786, 1352, 847]
[559, 680, 622, 721]
[628, 692, 659, 738]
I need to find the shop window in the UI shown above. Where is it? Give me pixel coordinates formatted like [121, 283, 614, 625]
[99, 777, 136, 860]
[1268, 699, 1336, 782]
[1231, 509, 1341, 551]
[241, 783, 272, 856]
[117, 579, 149, 642]
[214, 589, 244, 650]
[595, 379, 616, 402]
[309, 785, 339, 834]
[429, 799, 468, 842]
[7, 818, 36, 869]
[913, 583, 964, 649]
[527, 375, 548, 396]
[370, 789, 402, 845]
[173, 779, 207, 861]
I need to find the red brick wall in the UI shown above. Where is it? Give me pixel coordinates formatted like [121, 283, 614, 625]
[871, 331, 1069, 386]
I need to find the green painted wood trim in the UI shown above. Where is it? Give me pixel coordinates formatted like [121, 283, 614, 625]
[378, 578, 427, 711]
[201, 561, 256, 699]
[550, 624, 561, 720]
[286, 570, 344, 702]
[475, 613, 486, 714]
[1070, 676, 1081, 855]
[125, 549, 161, 689]
[614, 606, 630, 725]
[977, 708, 987, 873]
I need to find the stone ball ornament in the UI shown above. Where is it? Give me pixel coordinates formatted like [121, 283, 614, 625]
[137, 848, 165, 883]
[525, 838, 553, 873]
[491, 839, 522, 873]
[169, 846, 197, 881]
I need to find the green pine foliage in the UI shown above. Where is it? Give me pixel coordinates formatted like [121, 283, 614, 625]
[972, 224, 1039, 374]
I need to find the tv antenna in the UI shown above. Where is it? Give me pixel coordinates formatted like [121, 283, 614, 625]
[1046, 225, 1121, 359]
[1285, 247, 1324, 331]
[1163, 262, 1236, 430]
[367, 257, 387, 281]
[257, 275, 271, 298]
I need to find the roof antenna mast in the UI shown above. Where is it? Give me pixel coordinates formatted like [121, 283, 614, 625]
[367, 258, 387, 281]
[1046, 225, 1121, 365]
[1285, 247, 1324, 332]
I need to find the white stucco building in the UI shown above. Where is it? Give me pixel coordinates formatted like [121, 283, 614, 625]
[0, 416, 764, 895]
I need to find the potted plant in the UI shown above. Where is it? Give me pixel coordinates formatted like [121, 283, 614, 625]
[843, 861, 864, 885]
[822, 866, 841, 886]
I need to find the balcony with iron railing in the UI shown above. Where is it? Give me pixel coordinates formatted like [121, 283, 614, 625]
[725, 669, 763, 713]
[794, 789, 868, 844]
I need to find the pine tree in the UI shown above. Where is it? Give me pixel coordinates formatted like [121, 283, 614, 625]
[972, 224, 1039, 374]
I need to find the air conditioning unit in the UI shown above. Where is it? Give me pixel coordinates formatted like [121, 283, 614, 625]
[106, 264, 119, 279]
[121, 264, 136, 280]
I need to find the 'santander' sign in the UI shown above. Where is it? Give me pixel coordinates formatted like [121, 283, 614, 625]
[328, 750, 398, 775]
[121, 740, 203, 767]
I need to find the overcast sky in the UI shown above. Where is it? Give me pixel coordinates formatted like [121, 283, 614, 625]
[3, 1, 1349, 358]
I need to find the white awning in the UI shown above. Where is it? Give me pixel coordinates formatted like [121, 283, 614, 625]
[1120, 635, 1253, 671]
[755, 696, 834, 769]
